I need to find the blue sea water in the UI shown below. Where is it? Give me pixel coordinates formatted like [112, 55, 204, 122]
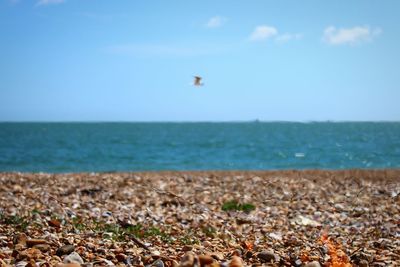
[0, 122, 399, 172]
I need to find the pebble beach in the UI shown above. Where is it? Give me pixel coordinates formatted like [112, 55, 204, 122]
[0, 170, 399, 267]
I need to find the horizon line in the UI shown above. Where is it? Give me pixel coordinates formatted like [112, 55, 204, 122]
[1, 120, 400, 123]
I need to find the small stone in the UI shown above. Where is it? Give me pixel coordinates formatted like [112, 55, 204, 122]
[294, 215, 321, 227]
[85, 243, 95, 250]
[56, 264, 81, 267]
[0, 259, 8, 267]
[171, 260, 179, 267]
[202, 241, 212, 247]
[16, 233, 27, 247]
[359, 260, 369, 267]
[198, 255, 214, 266]
[257, 250, 279, 262]
[244, 250, 253, 259]
[26, 260, 36, 267]
[149, 259, 164, 267]
[96, 248, 106, 255]
[182, 245, 193, 252]
[165, 217, 174, 224]
[236, 217, 252, 224]
[56, 245, 75, 256]
[268, 232, 283, 241]
[304, 261, 321, 267]
[210, 252, 224, 261]
[105, 253, 115, 260]
[51, 256, 62, 262]
[102, 211, 112, 217]
[102, 259, 115, 266]
[180, 252, 195, 267]
[63, 252, 84, 264]
[232, 249, 241, 257]
[15, 261, 28, 267]
[21, 248, 42, 260]
[33, 244, 51, 252]
[115, 253, 127, 262]
[26, 239, 47, 247]
[48, 219, 61, 228]
[228, 256, 243, 267]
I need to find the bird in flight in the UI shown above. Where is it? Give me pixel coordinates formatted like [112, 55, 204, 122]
[193, 76, 204, 87]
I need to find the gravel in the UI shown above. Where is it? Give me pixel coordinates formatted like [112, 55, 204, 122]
[0, 170, 399, 266]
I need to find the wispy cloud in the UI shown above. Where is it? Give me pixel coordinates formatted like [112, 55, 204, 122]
[206, 16, 227, 28]
[249, 25, 302, 43]
[249, 25, 278, 41]
[36, 0, 65, 6]
[323, 26, 382, 45]
[275, 33, 303, 43]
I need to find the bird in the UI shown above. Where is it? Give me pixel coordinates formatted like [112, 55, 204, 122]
[193, 76, 204, 87]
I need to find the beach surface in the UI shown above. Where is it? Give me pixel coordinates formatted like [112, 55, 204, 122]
[0, 170, 399, 266]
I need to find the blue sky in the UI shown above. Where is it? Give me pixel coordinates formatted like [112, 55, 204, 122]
[1, 0, 399, 121]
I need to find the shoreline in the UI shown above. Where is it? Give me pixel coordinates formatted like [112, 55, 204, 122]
[2, 168, 400, 179]
[1, 170, 399, 266]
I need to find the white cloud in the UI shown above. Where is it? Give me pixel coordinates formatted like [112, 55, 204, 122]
[275, 33, 303, 43]
[249, 25, 278, 41]
[37, 0, 65, 6]
[323, 26, 382, 45]
[206, 16, 227, 28]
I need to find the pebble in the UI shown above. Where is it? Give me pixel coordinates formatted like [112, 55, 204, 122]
[25, 260, 36, 267]
[102, 211, 112, 217]
[304, 261, 321, 267]
[210, 252, 224, 261]
[15, 261, 28, 267]
[198, 255, 214, 266]
[20, 248, 42, 260]
[359, 260, 369, 267]
[228, 256, 243, 267]
[268, 232, 283, 241]
[115, 253, 127, 262]
[16, 233, 27, 247]
[63, 252, 84, 264]
[57, 245, 75, 256]
[26, 239, 47, 247]
[294, 215, 321, 227]
[149, 259, 164, 267]
[257, 250, 279, 262]
[48, 219, 61, 228]
[180, 252, 195, 267]
[182, 245, 193, 252]
[33, 244, 51, 252]
[171, 260, 179, 267]
[56, 264, 82, 267]
[102, 259, 115, 266]
[202, 241, 212, 247]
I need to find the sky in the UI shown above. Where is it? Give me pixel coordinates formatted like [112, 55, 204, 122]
[1, 0, 400, 121]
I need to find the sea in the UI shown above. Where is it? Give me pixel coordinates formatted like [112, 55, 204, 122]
[0, 122, 399, 173]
